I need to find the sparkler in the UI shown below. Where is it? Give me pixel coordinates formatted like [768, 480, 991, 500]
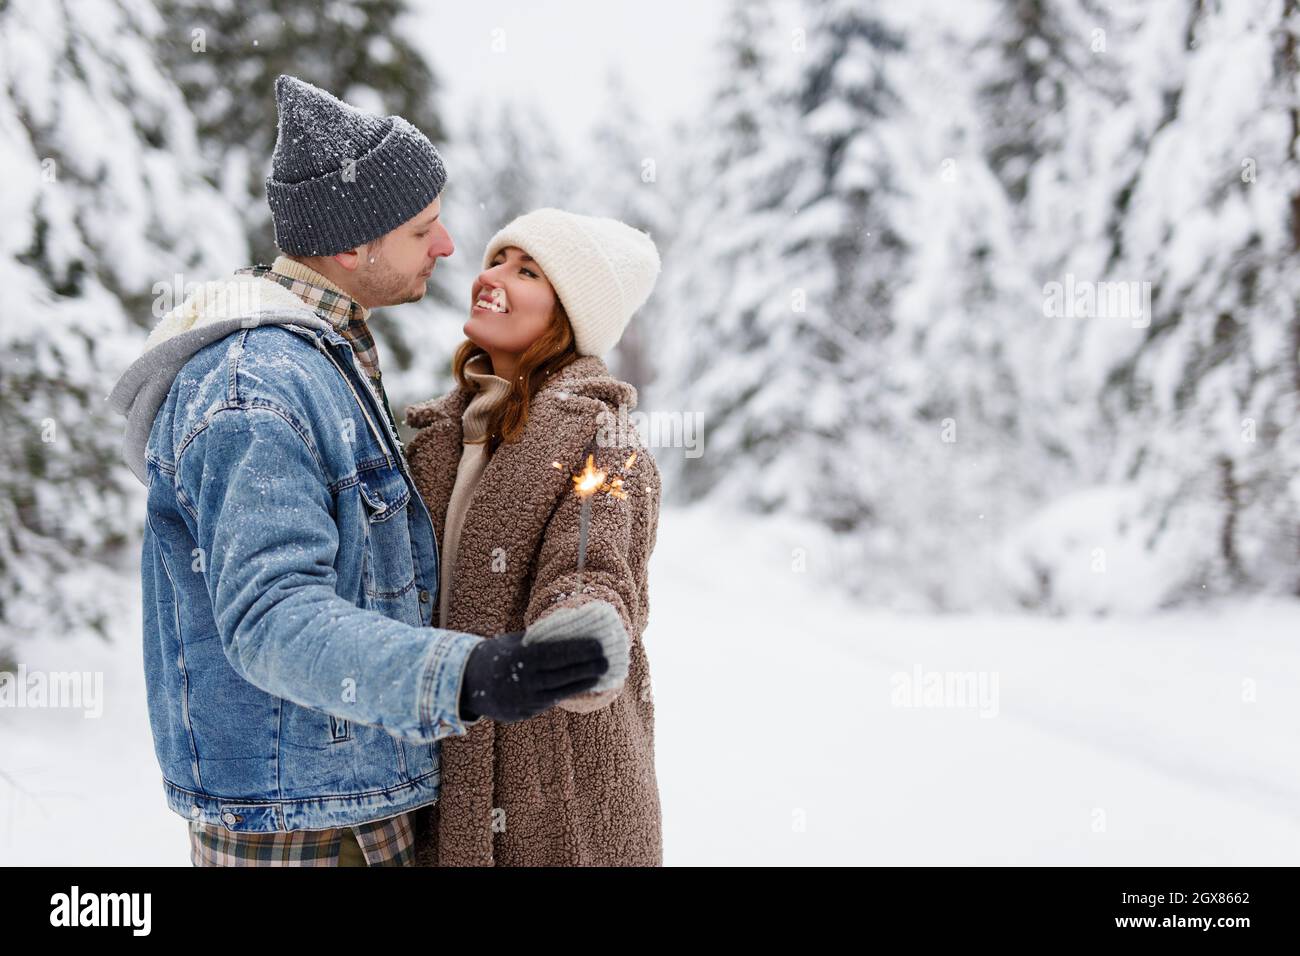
[553, 450, 638, 590]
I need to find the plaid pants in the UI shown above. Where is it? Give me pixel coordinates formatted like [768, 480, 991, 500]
[188, 811, 416, 867]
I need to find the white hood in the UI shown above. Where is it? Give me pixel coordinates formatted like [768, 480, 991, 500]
[109, 274, 332, 485]
[144, 274, 313, 350]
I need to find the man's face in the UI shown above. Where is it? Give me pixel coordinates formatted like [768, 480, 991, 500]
[350, 195, 453, 308]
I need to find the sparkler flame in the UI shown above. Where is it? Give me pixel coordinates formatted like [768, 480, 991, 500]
[573, 454, 607, 497]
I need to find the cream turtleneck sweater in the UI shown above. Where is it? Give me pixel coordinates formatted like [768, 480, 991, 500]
[439, 353, 514, 628]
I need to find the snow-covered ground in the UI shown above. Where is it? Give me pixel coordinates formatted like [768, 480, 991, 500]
[3, 504, 1298, 865]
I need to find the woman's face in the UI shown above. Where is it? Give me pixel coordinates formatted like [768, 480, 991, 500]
[465, 246, 557, 358]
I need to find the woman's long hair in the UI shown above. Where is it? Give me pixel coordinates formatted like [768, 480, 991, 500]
[451, 299, 579, 454]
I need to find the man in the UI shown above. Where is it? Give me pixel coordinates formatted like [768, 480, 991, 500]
[109, 75, 611, 866]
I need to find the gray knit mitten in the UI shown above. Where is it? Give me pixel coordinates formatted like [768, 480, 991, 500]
[523, 600, 630, 694]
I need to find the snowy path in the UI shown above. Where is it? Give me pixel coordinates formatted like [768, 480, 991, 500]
[3, 505, 1298, 865]
[650, 506, 1300, 865]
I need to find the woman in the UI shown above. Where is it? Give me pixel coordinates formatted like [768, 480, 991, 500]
[404, 208, 663, 866]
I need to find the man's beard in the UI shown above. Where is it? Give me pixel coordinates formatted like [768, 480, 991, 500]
[359, 253, 424, 307]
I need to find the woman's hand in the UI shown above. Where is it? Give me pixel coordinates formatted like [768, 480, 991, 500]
[524, 601, 630, 713]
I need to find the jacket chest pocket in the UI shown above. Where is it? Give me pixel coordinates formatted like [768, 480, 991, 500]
[357, 465, 419, 607]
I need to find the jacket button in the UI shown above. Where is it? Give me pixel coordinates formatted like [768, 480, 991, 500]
[190, 806, 201, 818]
[419, 590, 431, 603]
[221, 811, 237, 826]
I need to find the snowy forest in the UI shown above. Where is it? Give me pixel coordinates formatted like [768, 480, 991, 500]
[3, 0, 1299, 867]
[5, 0, 1299, 659]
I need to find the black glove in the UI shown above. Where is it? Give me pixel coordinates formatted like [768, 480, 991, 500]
[458, 631, 609, 724]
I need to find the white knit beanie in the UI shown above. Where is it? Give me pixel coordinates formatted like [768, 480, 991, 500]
[481, 208, 661, 357]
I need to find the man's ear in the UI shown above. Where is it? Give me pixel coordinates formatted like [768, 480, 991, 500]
[333, 247, 362, 272]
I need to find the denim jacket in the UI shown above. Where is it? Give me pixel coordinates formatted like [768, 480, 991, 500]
[109, 274, 483, 832]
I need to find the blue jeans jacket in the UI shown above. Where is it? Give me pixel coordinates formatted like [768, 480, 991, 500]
[112, 286, 483, 833]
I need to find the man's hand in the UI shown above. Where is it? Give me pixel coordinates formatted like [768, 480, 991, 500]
[458, 631, 608, 724]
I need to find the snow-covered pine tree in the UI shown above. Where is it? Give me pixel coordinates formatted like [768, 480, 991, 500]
[969, 0, 1139, 475]
[0, 0, 246, 651]
[973, 0, 1127, 203]
[878, 0, 1043, 608]
[755, 0, 915, 543]
[964, 0, 1180, 612]
[660, 0, 933, 600]
[574, 69, 677, 394]
[1093, 0, 1300, 603]
[652, 0, 797, 501]
[975, 0, 1300, 612]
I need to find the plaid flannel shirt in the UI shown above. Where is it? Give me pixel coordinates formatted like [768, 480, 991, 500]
[189, 257, 417, 867]
[188, 811, 415, 867]
[236, 256, 404, 437]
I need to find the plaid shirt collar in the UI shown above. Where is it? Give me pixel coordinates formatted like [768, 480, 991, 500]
[236, 256, 383, 381]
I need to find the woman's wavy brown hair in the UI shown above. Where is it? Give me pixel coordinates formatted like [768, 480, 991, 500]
[451, 299, 579, 454]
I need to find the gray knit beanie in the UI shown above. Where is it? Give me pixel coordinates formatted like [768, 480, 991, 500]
[265, 75, 448, 256]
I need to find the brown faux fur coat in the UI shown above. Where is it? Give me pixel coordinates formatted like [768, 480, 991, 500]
[403, 355, 662, 866]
